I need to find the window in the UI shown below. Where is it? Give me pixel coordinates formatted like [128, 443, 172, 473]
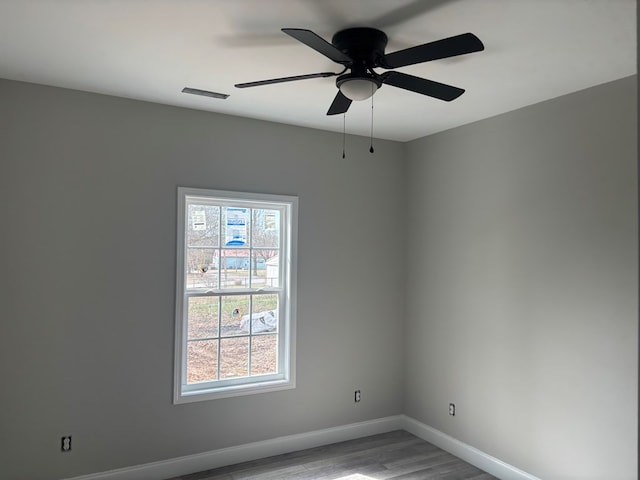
[174, 188, 297, 403]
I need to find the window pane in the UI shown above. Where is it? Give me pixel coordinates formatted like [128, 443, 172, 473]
[251, 249, 278, 288]
[252, 209, 280, 248]
[220, 249, 249, 289]
[187, 204, 219, 247]
[186, 248, 218, 289]
[187, 340, 218, 383]
[187, 297, 219, 340]
[251, 335, 278, 376]
[223, 207, 248, 247]
[221, 295, 249, 336]
[263, 253, 280, 288]
[220, 337, 248, 378]
[247, 294, 279, 333]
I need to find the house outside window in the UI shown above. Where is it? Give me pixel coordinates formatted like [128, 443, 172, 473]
[174, 187, 297, 403]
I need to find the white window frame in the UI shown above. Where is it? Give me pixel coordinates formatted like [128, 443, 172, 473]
[174, 187, 297, 403]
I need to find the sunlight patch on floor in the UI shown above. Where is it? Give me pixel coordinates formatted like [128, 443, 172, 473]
[335, 474, 377, 480]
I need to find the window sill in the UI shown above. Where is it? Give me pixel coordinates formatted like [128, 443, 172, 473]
[174, 378, 295, 404]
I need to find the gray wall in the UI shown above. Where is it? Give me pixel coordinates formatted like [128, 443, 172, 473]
[1, 75, 637, 480]
[404, 76, 638, 479]
[0, 79, 406, 480]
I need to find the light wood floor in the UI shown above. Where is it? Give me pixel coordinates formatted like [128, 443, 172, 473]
[167, 430, 497, 480]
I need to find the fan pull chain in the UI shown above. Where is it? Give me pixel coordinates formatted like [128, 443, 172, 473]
[342, 113, 346, 159]
[369, 82, 375, 154]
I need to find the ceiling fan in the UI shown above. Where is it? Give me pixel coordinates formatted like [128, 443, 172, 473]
[235, 27, 484, 115]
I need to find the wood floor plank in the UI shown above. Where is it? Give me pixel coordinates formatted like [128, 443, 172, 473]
[167, 431, 496, 480]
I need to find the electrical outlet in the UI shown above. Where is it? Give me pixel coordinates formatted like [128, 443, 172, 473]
[61, 436, 72, 452]
[449, 403, 455, 416]
[354, 390, 361, 403]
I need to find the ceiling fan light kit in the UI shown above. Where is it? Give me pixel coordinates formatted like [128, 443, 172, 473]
[337, 74, 380, 101]
[235, 27, 484, 114]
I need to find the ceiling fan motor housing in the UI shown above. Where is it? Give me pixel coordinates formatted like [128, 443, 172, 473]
[332, 27, 388, 68]
[332, 28, 387, 99]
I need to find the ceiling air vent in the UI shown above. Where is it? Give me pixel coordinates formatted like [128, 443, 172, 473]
[182, 87, 229, 99]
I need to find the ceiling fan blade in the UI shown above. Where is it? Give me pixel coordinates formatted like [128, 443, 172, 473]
[327, 91, 352, 115]
[381, 71, 465, 101]
[282, 28, 352, 64]
[380, 33, 484, 69]
[235, 71, 338, 88]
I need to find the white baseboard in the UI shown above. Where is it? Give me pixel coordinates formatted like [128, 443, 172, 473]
[401, 415, 541, 480]
[65, 415, 539, 480]
[64, 415, 405, 480]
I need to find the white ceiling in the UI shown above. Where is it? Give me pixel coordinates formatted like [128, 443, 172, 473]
[0, 0, 636, 142]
